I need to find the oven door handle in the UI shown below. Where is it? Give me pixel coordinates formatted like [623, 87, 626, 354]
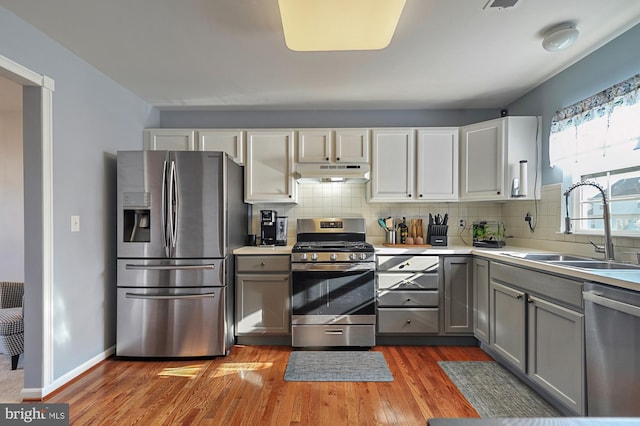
[291, 263, 375, 272]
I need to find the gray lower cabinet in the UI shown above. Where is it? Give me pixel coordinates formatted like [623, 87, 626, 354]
[235, 255, 290, 335]
[489, 262, 585, 415]
[443, 256, 473, 334]
[489, 280, 526, 371]
[376, 255, 440, 334]
[473, 258, 490, 343]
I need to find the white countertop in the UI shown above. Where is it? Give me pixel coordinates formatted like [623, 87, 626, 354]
[233, 244, 640, 291]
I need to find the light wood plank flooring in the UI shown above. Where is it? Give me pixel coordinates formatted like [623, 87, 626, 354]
[45, 345, 493, 425]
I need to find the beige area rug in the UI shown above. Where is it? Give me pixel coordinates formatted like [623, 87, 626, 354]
[0, 354, 24, 402]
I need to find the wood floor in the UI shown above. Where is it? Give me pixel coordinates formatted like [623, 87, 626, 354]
[45, 345, 494, 425]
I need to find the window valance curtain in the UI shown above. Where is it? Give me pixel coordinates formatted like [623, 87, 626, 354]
[549, 73, 640, 166]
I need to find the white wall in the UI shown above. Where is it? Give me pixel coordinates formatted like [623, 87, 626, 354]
[0, 76, 23, 282]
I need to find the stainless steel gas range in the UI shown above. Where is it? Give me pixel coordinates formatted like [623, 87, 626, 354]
[290, 218, 376, 348]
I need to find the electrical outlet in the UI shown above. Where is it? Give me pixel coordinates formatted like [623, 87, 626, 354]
[459, 219, 466, 230]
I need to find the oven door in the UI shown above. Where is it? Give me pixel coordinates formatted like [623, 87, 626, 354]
[291, 262, 375, 325]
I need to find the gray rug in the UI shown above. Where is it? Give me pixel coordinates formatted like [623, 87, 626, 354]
[438, 361, 560, 418]
[284, 351, 393, 382]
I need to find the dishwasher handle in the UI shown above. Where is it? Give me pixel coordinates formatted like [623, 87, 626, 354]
[584, 290, 640, 318]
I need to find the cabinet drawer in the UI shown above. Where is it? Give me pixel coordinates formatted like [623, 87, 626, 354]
[236, 255, 290, 272]
[377, 290, 439, 307]
[377, 272, 438, 290]
[377, 308, 439, 334]
[377, 255, 439, 272]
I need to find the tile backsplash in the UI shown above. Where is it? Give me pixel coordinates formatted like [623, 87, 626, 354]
[251, 182, 640, 260]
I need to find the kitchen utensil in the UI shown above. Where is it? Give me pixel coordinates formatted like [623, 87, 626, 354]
[442, 213, 448, 226]
[385, 217, 393, 230]
[378, 218, 388, 230]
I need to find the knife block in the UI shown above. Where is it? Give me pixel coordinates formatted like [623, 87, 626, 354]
[428, 224, 448, 246]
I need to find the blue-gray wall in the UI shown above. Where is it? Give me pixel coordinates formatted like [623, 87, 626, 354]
[0, 6, 158, 387]
[507, 23, 640, 185]
[160, 108, 499, 129]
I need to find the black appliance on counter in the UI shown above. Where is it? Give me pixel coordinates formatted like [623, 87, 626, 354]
[260, 210, 277, 245]
[291, 218, 376, 348]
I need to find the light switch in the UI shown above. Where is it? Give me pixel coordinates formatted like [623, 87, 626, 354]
[71, 215, 80, 232]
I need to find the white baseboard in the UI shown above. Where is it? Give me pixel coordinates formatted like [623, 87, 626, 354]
[21, 345, 116, 400]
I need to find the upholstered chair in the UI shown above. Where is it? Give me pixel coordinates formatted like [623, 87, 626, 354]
[0, 281, 24, 370]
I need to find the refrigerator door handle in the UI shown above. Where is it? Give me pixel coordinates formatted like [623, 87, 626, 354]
[169, 160, 178, 248]
[161, 160, 168, 250]
[125, 292, 216, 300]
[125, 264, 216, 271]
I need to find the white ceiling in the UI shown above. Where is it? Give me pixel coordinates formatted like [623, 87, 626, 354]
[2, 0, 640, 111]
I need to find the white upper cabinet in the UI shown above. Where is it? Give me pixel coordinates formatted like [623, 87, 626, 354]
[197, 130, 244, 164]
[370, 129, 415, 201]
[334, 128, 369, 163]
[416, 128, 459, 200]
[245, 130, 297, 204]
[297, 128, 369, 163]
[370, 128, 459, 202]
[297, 129, 333, 163]
[144, 129, 195, 151]
[460, 116, 540, 201]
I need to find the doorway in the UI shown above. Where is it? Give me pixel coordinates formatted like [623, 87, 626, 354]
[0, 54, 55, 400]
[0, 74, 24, 401]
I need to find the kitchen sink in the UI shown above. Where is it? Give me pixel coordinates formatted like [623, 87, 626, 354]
[547, 260, 640, 270]
[505, 253, 591, 262]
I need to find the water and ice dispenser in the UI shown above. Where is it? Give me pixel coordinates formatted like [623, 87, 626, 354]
[123, 192, 151, 243]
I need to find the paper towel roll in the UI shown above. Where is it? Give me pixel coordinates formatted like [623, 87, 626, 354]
[519, 160, 528, 197]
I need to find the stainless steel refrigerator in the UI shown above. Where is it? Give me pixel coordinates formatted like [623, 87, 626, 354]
[116, 150, 247, 357]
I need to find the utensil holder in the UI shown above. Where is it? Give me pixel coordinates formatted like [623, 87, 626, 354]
[427, 224, 448, 246]
[385, 230, 396, 244]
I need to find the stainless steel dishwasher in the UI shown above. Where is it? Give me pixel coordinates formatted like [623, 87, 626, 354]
[583, 282, 640, 416]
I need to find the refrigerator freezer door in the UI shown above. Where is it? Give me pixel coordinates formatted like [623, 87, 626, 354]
[117, 258, 224, 288]
[116, 286, 227, 357]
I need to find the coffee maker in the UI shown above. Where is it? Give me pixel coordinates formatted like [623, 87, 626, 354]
[260, 210, 277, 246]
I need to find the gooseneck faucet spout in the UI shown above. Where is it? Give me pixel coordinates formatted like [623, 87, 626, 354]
[563, 181, 614, 261]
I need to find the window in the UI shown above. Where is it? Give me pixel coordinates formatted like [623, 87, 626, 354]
[571, 167, 640, 234]
[550, 74, 640, 236]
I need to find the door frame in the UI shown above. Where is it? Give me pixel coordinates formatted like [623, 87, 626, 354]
[0, 53, 55, 398]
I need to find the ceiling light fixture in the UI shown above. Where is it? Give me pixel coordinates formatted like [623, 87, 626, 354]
[277, 0, 406, 52]
[542, 23, 580, 52]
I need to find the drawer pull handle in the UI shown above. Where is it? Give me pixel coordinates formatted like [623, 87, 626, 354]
[406, 298, 411, 302]
[398, 262, 410, 269]
[406, 319, 412, 324]
[516, 294, 523, 299]
[261, 262, 266, 266]
[325, 329, 344, 335]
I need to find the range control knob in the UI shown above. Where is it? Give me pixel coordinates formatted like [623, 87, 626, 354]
[301, 253, 308, 261]
[359, 253, 367, 260]
[330, 253, 338, 261]
[311, 253, 318, 261]
[349, 253, 357, 261]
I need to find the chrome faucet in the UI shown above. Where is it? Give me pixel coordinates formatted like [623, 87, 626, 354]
[563, 181, 614, 261]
